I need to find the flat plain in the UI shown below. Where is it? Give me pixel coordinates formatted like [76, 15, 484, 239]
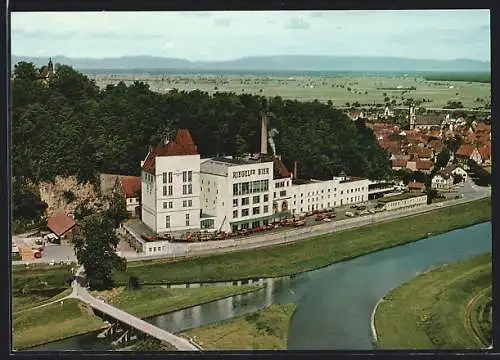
[88, 73, 491, 109]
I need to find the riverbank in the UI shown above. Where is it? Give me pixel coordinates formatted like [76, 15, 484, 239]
[116, 198, 490, 284]
[13, 284, 262, 350]
[374, 252, 492, 349]
[181, 303, 297, 350]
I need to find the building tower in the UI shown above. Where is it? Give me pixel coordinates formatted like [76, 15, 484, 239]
[260, 113, 268, 154]
[409, 103, 416, 130]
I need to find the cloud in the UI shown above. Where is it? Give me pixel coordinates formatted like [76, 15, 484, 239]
[285, 18, 311, 30]
[214, 17, 231, 27]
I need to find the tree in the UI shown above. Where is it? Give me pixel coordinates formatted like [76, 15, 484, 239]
[12, 178, 48, 223]
[13, 61, 38, 82]
[453, 174, 464, 184]
[434, 148, 451, 170]
[105, 191, 129, 229]
[74, 199, 94, 221]
[71, 213, 126, 290]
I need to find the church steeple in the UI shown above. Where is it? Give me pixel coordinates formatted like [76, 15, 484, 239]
[48, 57, 54, 72]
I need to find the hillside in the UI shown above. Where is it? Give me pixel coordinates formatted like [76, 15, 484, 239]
[11, 55, 490, 72]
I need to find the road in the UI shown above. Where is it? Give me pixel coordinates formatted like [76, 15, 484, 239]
[72, 267, 201, 351]
[13, 179, 489, 265]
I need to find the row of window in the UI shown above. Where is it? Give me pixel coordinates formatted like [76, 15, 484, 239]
[233, 194, 270, 207]
[165, 213, 190, 228]
[162, 184, 193, 196]
[233, 180, 270, 196]
[162, 199, 193, 209]
[275, 180, 290, 188]
[233, 205, 269, 218]
[162, 171, 193, 184]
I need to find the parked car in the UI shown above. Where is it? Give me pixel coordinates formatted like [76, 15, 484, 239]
[323, 218, 332, 222]
[345, 211, 355, 217]
[368, 208, 376, 214]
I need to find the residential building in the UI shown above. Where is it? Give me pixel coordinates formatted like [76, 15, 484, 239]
[141, 129, 201, 235]
[455, 144, 482, 165]
[46, 212, 78, 246]
[114, 176, 141, 216]
[407, 181, 425, 192]
[431, 173, 454, 191]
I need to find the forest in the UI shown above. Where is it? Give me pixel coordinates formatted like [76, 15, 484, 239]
[12, 62, 391, 188]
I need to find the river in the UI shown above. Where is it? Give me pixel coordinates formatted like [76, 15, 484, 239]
[30, 222, 491, 351]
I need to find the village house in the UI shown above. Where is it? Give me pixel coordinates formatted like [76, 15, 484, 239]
[46, 211, 78, 245]
[407, 180, 425, 193]
[478, 144, 491, 166]
[455, 144, 482, 166]
[431, 172, 454, 191]
[415, 160, 434, 174]
[114, 176, 141, 217]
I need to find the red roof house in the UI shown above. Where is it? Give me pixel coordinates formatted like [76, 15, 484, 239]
[408, 181, 425, 191]
[47, 212, 77, 238]
[392, 159, 407, 169]
[119, 176, 141, 199]
[416, 160, 434, 172]
[142, 129, 198, 174]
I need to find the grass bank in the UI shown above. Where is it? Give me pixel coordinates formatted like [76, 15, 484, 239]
[116, 198, 490, 284]
[182, 303, 297, 350]
[13, 284, 262, 350]
[13, 287, 72, 313]
[374, 252, 492, 349]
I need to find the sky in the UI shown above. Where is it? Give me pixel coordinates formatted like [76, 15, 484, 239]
[11, 10, 491, 61]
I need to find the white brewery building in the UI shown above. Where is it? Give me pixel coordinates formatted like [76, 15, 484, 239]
[140, 119, 383, 236]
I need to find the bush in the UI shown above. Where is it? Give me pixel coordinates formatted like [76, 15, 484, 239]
[62, 190, 76, 204]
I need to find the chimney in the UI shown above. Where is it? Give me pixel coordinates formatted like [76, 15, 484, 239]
[293, 161, 298, 179]
[260, 113, 268, 154]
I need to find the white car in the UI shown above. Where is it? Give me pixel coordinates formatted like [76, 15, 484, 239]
[368, 209, 376, 214]
[323, 218, 332, 222]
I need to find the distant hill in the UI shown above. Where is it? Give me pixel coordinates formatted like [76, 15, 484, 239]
[11, 54, 490, 73]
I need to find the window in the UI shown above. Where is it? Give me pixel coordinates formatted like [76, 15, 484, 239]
[263, 205, 269, 213]
[188, 171, 192, 182]
[165, 216, 170, 228]
[168, 185, 173, 196]
[233, 199, 238, 207]
[163, 201, 168, 209]
[183, 200, 187, 207]
[169, 201, 173, 209]
[183, 184, 187, 195]
[242, 197, 250, 206]
[280, 190, 286, 197]
[233, 210, 238, 218]
[188, 200, 192, 207]
[183, 171, 187, 182]
[233, 184, 238, 196]
[253, 207, 260, 215]
[274, 192, 276, 198]
[188, 184, 192, 194]
[241, 182, 250, 195]
[163, 172, 167, 184]
[242, 208, 249, 217]
[264, 194, 269, 202]
[168, 172, 173, 183]
[163, 186, 167, 196]
[253, 195, 260, 204]
[186, 213, 190, 226]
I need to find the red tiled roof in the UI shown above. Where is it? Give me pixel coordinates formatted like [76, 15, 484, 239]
[408, 181, 425, 189]
[47, 212, 77, 237]
[455, 144, 476, 158]
[120, 176, 141, 198]
[416, 160, 434, 171]
[415, 147, 433, 159]
[273, 157, 291, 179]
[142, 129, 198, 174]
[475, 123, 491, 133]
[392, 159, 407, 168]
[478, 144, 491, 160]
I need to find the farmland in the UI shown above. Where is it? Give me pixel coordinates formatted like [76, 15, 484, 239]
[88, 72, 491, 109]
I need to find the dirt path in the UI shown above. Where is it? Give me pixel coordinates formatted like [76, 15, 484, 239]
[463, 286, 490, 347]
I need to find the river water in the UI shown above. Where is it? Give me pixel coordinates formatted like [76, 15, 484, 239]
[30, 222, 491, 351]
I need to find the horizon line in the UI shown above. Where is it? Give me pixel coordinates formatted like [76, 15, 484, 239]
[11, 54, 491, 63]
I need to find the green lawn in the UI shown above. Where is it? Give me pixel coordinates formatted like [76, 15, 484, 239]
[12, 298, 105, 350]
[13, 285, 263, 350]
[12, 263, 74, 296]
[115, 198, 490, 284]
[91, 74, 491, 109]
[182, 303, 297, 350]
[99, 284, 264, 319]
[374, 252, 492, 349]
[13, 288, 72, 313]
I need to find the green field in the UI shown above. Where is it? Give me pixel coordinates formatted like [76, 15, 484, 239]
[182, 303, 297, 350]
[90, 74, 491, 109]
[114, 198, 491, 284]
[12, 285, 262, 350]
[374, 252, 492, 349]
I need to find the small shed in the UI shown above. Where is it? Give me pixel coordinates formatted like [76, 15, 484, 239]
[47, 212, 78, 245]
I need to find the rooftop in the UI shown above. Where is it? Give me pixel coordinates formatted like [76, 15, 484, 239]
[378, 192, 426, 203]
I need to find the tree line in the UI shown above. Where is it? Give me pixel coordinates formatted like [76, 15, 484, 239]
[12, 61, 391, 189]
